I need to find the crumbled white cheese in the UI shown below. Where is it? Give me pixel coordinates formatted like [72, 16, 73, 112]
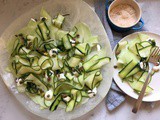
[45, 90, 53, 100]
[53, 48, 59, 52]
[140, 62, 144, 69]
[97, 44, 101, 51]
[92, 87, 97, 94]
[59, 73, 66, 79]
[153, 65, 160, 72]
[63, 96, 71, 102]
[49, 70, 54, 74]
[58, 73, 66, 81]
[87, 90, 92, 93]
[70, 39, 76, 44]
[49, 48, 58, 57]
[31, 18, 36, 22]
[16, 78, 23, 87]
[88, 87, 97, 98]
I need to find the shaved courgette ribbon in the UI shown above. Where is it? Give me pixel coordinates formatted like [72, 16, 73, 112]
[9, 8, 110, 112]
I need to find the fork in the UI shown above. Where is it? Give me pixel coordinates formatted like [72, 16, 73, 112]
[132, 47, 160, 113]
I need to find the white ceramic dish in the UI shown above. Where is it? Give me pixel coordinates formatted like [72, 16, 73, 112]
[0, 0, 113, 119]
[113, 31, 160, 102]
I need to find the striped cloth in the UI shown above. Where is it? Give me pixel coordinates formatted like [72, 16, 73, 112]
[94, 0, 126, 111]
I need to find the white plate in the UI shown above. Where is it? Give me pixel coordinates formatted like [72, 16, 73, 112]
[113, 31, 160, 102]
[0, 0, 113, 119]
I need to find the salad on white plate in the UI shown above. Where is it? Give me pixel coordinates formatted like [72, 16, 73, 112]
[114, 33, 160, 95]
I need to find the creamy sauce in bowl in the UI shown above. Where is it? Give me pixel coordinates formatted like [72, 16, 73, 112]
[110, 4, 137, 27]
